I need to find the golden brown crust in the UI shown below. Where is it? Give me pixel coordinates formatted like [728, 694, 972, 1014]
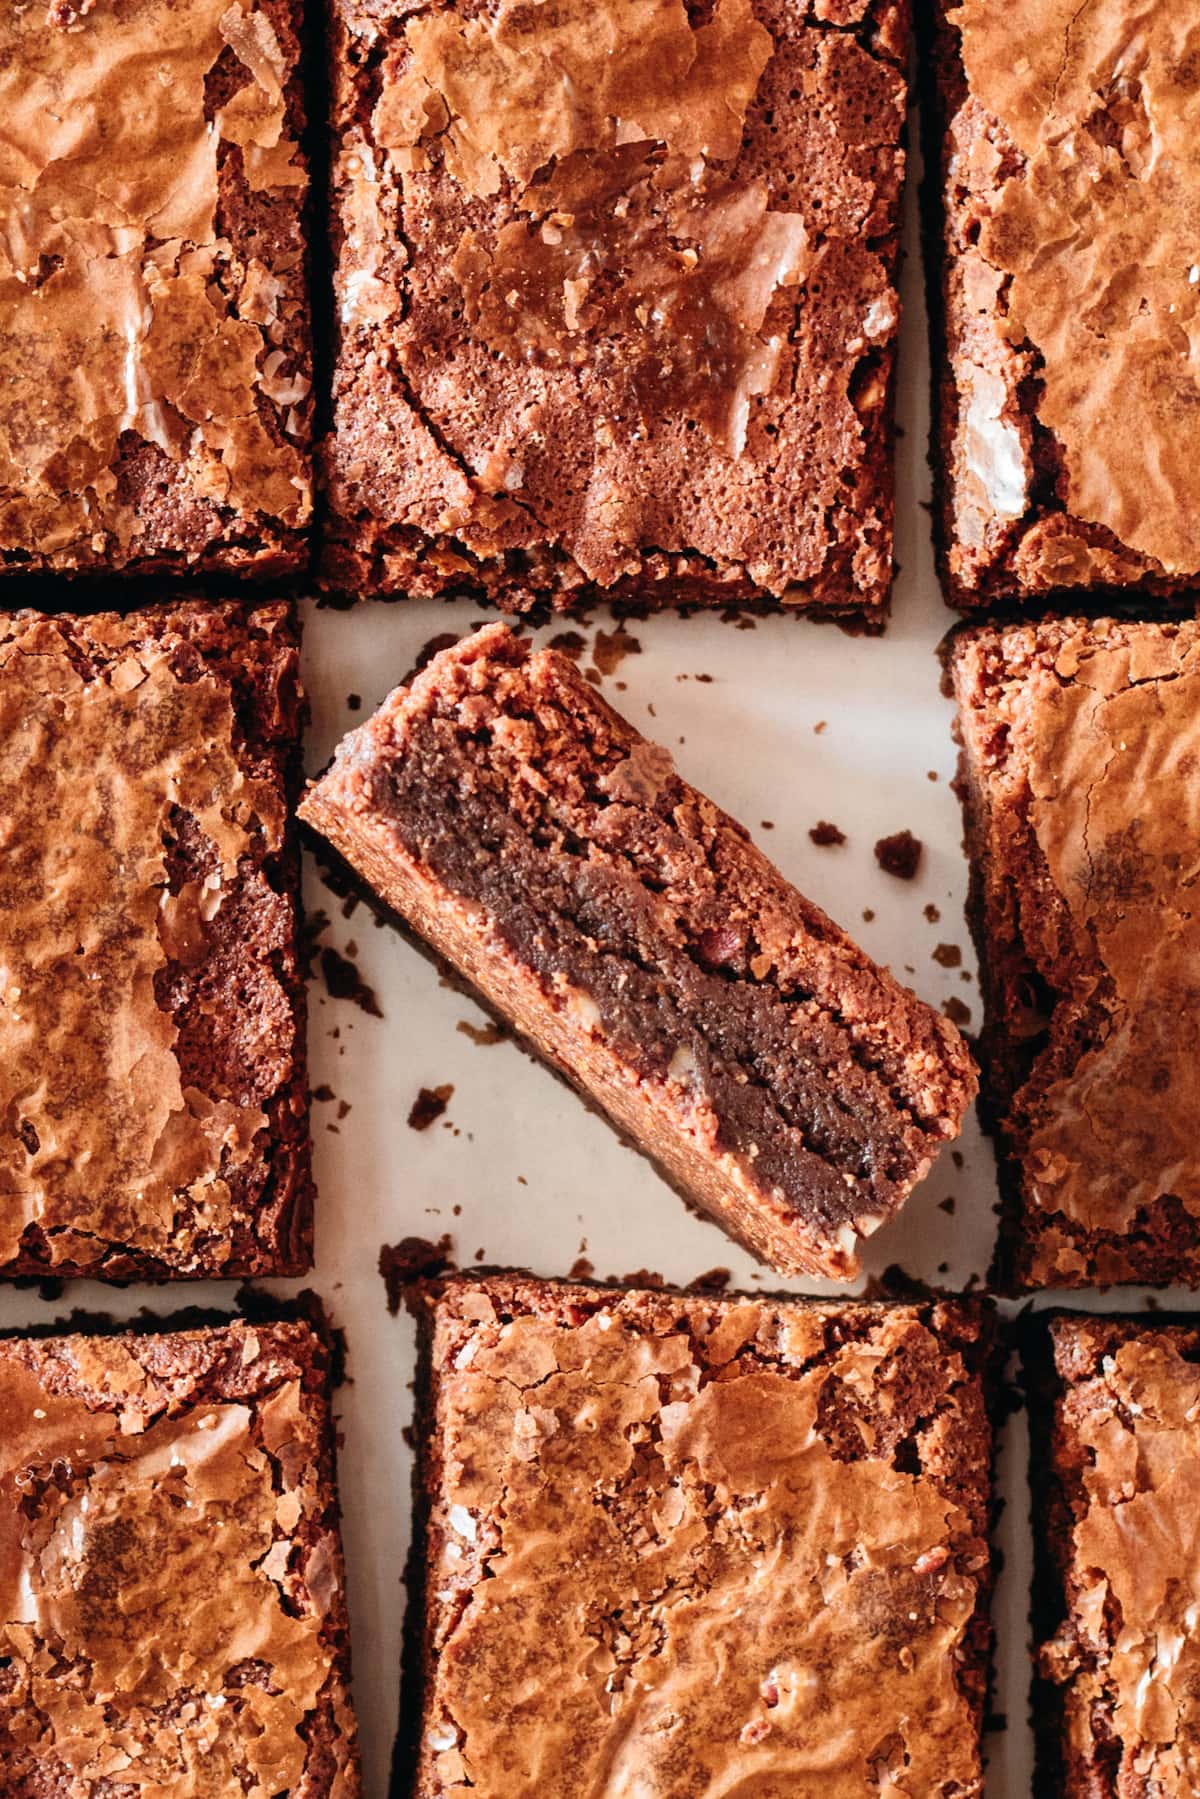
[406, 1273, 993, 1797]
[0, 600, 311, 1281]
[0, 1317, 360, 1796]
[0, 0, 313, 576]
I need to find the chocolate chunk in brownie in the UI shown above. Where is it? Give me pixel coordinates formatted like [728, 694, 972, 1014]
[1026, 1313, 1200, 1795]
[923, 0, 1200, 607]
[0, 0, 313, 577]
[0, 1316, 360, 1794]
[403, 1273, 994, 1796]
[301, 624, 975, 1281]
[0, 600, 312, 1281]
[948, 614, 1200, 1289]
[323, 0, 909, 617]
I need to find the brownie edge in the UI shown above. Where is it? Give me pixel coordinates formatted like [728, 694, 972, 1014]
[300, 623, 976, 1281]
[401, 1272, 995, 1798]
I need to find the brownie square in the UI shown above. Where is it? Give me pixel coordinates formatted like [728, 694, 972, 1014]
[0, 0, 313, 577]
[404, 1274, 994, 1796]
[0, 1316, 360, 1794]
[0, 600, 312, 1280]
[323, 0, 910, 616]
[300, 624, 975, 1281]
[924, 1, 1200, 608]
[947, 615, 1200, 1290]
[1026, 1314, 1200, 1796]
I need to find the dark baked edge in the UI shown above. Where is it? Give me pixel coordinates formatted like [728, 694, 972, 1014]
[0, 597, 314, 1283]
[319, 0, 910, 618]
[915, 0, 1197, 614]
[394, 1269, 997, 1797]
[0, 0, 315, 582]
[0, 1307, 359, 1792]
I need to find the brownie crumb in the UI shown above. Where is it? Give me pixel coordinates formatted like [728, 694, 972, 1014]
[760, 819, 775, 831]
[689, 1266, 732, 1293]
[874, 830, 923, 880]
[809, 820, 846, 847]
[862, 908, 876, 922]
[590, 627, 641, 677]
[408, 1085, 454, 1132]
[943, 996, 972, 1027]
[814, 721, 828, 735]
[547, 630, 587, 661]
[568, 1255, 596, 1280]
[456, 1018, 509, 1047]
[319, 945, 383, 1018]
[939, 1195, 957, 1215]
[924, 903, 941, 924]
[347, 693, 362, 712]
[933, 942, 963, 968]
[616, 1268, 667, 1289]
[379, 1234, 456, 1313]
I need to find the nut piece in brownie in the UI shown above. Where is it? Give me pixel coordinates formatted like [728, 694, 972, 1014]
[948, 616, 1200, 1289]
[925, 1, 1200, 608]
[300, 624, 975, 1280]
[0, 1317, 360, 1794]
[323, 0, 909, 616]
[0, 0, 313, 577]
[405, 1274, 994, 1796]
[1026, 1314, 1200, 1796]
[0, 601, 312, 1281]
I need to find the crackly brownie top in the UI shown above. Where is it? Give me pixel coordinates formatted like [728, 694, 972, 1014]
[1041, 1318, 1200, 1786]
[956, 617, 1200, 1282]
[332, 0, 906, 597]
[0, 605, 295, 1271]
[418, 1277, 991, 1796]
[0, 1320, 358, 1796]
[0, 0, 311, 563]
[949, 0, 1200, 579]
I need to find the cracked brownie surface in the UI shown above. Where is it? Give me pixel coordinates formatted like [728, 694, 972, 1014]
[948, 616, 1200, 1290]
[1027, 1314, 1200, 1797]
[925, 0, 1200, 608]
[300, 624, 974, 1280]
[0, 1317, 360, 1796]
[404, 1273, 994, 1797]
[0, 600, 312, 1282]
[323, 0, 909, 615]
[0, 0, 313, 577]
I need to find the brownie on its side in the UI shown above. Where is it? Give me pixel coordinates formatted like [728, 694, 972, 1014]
[0, 0, 313, 577]
[0, 1317, 360, 1794]
[0, 601, 312, 1281]
[404, 1273, 994, 1796]
[948, 616, 1200, 1290]
[924, 0, 1200, 608]
[322, 0, 910, 618]
[1027, 1314, 1200, 1796]
[301, 624, 974, 1280]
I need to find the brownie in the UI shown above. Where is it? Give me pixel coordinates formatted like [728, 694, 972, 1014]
[923, 0, 1200, 608]
[301, 624, 974, 1280]
[948, 615, 1200, 1290]
[322, 0, 910, 617]
[1026, 1313, 1200, 1796]
[0, 0, 313, 577]
[403, 1272, 994, 1796]
[0, 1316, 360, 1794]
[0, 600, 312, 1281]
